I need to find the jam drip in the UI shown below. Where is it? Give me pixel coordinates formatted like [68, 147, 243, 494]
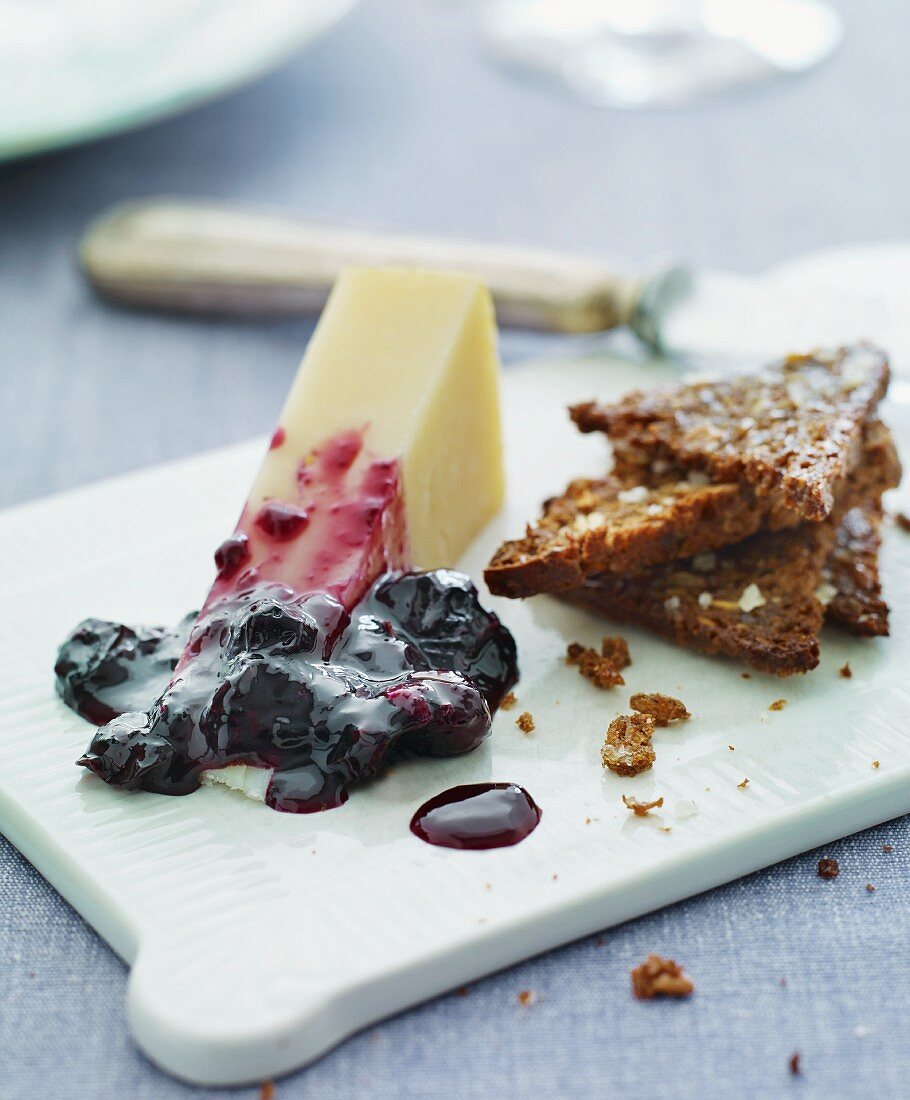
[410, 783, 541, 849]
[57, 571, 518, 813]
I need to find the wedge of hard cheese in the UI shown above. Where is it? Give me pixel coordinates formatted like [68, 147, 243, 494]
[250, 266, 503, 571]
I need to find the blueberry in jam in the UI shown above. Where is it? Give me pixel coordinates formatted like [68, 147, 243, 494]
[57, 570, 518, 813]
[55, 614, 196, 727]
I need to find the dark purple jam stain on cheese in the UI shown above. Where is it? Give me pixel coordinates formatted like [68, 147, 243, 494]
[56, 571, 518, 814]
[410, 782, 541, 849]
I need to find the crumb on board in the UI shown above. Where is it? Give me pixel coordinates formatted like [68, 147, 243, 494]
[600, 635, 631, 670]
[629, 692, 690, 726]
[728, 744, 735, 751]
[839, 662, 852, 679]
[566, 641, 625, 689]
[622, 794, 664, 816]
[516, 711, 535, 734]
[769, 698, 787, 711]
[895, 511, 910, 532]
[872, 760, 880, 769]
[737, 777, 750, 789]
[883, 844, 894, 853]
[741, 672, 751, 679]
[631, 955, 694, 1000]
[866, 883, 876, 893]
[260, 1082, 276, 1100]
[517, 990, 537, 1007]
[500, 691, 518, 710]
[789, 1052, 801, 1076]
[817, 857, 840, 880]
[601, 713, 656, 776]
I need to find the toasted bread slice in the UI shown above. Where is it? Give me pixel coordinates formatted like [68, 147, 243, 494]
[558, 437, 899, 675]
[561, 524, 833, 675]
[486, 420, 898, 599]
[823, 502, 889, 636]
[571, 345, 889, 523]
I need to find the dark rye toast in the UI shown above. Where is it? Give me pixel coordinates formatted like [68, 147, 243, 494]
[823, 502, 890, 636]
[558, 439, 900, 675]
[563, 524, 833, 675]
[570, 345, 889, 523]
[485, 420, 896, 599]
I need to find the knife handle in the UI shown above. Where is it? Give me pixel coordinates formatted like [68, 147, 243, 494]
[79, 200, 686, 348]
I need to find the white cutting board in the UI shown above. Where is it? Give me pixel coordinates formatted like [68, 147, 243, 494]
[1, 352, 910, 1086]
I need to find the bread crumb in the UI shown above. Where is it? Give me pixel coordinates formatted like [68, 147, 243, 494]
[728, 744, 735, 751]
[883, 844, 894, 853]
[629, 692, 690, 726]
[817, 857, 839, 879]
[260, 1083, 276, 1100]
[516, 711, 535, 734]
[741, 672, 751, 679]
[895, 512, 910, 532]
[872, 759, 880, 769]
[500, 691, 518, 710]
[769, 698, 786, 711]
[601, 635, 631, 670]
[631, 955, 694, 1000]
[601, 714, 656, 776]
[789, 1052, 801, 1076]
[622, 794, 664, 816]
[517, 990, 536, 1006]
[566, 642, 624, 689]
[866, 883, 876, 893]
[737, 777, 750, 789]
[839, 662, 852, 679]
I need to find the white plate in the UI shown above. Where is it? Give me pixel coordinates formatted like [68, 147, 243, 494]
[1, 353, 908, 1085]
[0, 0, 358, 163]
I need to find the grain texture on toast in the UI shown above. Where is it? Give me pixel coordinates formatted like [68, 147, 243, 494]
[570, 345, 889, 523]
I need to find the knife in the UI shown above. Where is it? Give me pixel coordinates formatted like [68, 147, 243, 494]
[79, 199, 910, 366]
[78, 199, 688, 351]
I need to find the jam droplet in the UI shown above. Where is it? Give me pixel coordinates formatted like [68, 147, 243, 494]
[214, 533, 251, 580]
[410, 783, 541, 850]
[255, 501, 310, 541]
[269, 426, 286, 450]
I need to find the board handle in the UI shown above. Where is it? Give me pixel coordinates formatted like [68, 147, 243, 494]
[79, 199, 687, 348]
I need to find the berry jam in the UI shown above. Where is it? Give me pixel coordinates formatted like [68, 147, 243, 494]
[409, 783, 541, 849]
[55, 614, 196, 727]
[57, 571, 518, 814]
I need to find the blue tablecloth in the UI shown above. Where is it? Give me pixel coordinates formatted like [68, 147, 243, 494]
[2, 2, 909, 1096]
